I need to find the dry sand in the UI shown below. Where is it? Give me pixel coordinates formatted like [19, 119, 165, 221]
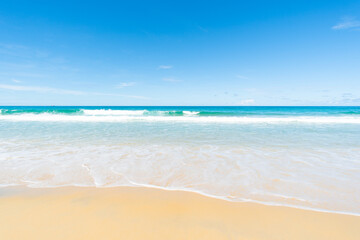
[0, 187, 359, 240]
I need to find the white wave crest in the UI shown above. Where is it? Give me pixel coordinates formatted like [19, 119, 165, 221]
[183, 111, 200, 115]
[82, 109, 147, 116]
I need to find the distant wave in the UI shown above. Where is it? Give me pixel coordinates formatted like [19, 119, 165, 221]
[0, 109, 82, 115]
[0, 109, 203, 116]
[82, 109, 201, 116]
[82, 109, 148, 115]
[183, 111, 200, 115]
[2, 107, 360, 117]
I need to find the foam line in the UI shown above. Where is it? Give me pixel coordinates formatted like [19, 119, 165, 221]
[1, 114, 360, 124]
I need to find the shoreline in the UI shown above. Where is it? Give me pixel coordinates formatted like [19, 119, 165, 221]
[2, 184, 359, 217]
[1, 186, 359, 240]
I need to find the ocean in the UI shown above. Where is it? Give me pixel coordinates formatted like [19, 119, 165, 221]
[0, 106, 359, 215]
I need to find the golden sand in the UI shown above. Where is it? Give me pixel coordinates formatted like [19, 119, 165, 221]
[0, 187, 359, 240]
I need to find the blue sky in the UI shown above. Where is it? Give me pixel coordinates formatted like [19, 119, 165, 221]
[0, 0, 359, 106]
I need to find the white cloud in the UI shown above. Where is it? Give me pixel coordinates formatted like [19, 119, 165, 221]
[162, 77, 181, 82]
[238, 99, 255, 105]
[158, 65, 173, 69]
[332, 17, 360, 30]
[116, 82, 136, 88]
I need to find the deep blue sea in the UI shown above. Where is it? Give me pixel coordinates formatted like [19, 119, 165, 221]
[1, 106, 360, 215]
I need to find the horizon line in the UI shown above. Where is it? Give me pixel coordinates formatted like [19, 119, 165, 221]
[1, 105, 359, 107]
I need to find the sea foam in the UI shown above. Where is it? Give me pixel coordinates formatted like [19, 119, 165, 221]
[82, 109, 148, 115]
[0, 113, 360, 124]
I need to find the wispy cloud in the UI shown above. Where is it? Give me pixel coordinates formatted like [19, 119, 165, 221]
[158, 65, 173, 69]
[197, 25, 208, 32]
[0, 61, 36, 69]
[0, 84, 150, 99]
[116, 82, 136, 88]
[0, 71, 48, 78]
[236, 75, 249, 80]
[0, 43, 52, 61]
[91, 92, 149, 100]
[12, 79, 22, 83]
[332, 17, 360, 30]
[0, 43, 28, 50]
[162, 77, 181, 82]
[0, 84, 85, 95]
[337, 93, 360, 105]
[245, 88, 262, 94]
[238, 99, 255, 105]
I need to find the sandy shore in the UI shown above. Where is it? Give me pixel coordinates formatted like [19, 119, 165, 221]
[0, 187, 359, 240]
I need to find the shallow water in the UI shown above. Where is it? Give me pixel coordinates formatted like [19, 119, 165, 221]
[1, 106, 359, 215]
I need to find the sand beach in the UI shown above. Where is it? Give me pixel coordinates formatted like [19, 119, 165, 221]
[1, 187, 359, 240]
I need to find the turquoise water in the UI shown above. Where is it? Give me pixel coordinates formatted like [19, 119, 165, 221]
[1, 106, 360, 215]
[1, 106, 360, 116]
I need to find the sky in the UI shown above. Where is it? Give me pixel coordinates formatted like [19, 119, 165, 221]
[0, 0, 359, 106]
